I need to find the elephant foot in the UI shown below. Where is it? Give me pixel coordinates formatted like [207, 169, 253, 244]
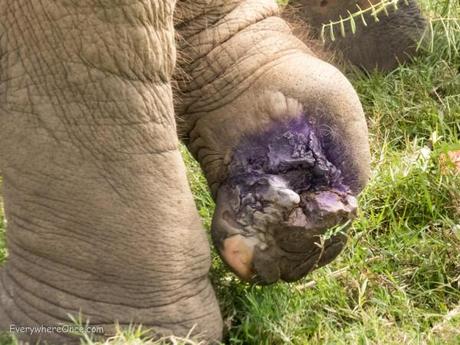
[0, 254, 222, 344]
[212, 116, 356, 284]
[0, 265, 79, 344]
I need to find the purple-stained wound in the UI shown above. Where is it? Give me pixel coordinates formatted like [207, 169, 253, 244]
[212, 116, 357, 283]
[227, 116, 355, 230]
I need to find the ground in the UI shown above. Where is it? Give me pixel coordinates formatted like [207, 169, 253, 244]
[0, 0, 459, 344]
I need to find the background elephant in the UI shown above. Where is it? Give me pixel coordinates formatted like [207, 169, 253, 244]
[289, 0, 427, 71]
[0, 0, 370, 344]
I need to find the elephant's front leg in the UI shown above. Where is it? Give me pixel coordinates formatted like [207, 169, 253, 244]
[175, 0, 371, 284]
[0, 1, 222, 344]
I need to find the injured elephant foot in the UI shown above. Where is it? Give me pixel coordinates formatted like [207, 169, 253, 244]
[212, 116, 357, 284]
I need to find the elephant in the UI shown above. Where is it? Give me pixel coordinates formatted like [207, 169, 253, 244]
[289, 0, 427, 71]
[0, 0, 374, 343]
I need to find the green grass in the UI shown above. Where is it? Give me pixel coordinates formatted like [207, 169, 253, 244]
[1, 0, 459, 344]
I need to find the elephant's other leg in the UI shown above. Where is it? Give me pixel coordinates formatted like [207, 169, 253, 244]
[0, 271, 13, 325]
[174, 0, 370, 284]
[0, 1, 222, 344]
[288, 0, 427, 71]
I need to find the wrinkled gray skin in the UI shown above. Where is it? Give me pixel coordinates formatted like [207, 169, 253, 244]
[0, 0, 371, 344]
[290, 0, 427, 71]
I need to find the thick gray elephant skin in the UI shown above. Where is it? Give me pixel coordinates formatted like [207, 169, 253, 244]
[0, 0, 374, 343]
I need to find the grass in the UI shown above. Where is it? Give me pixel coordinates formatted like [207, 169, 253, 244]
[0, 0, 459, 344]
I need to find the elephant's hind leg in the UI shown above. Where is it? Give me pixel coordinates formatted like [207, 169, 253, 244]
[175, 0, 370, 284]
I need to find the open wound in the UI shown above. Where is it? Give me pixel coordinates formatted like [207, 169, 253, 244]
[223, 116, 357, 250]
